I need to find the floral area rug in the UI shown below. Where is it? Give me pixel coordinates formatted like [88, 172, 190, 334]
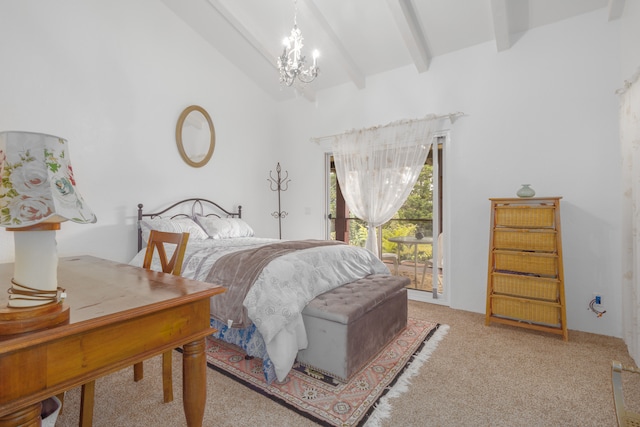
[205, 318, 449, 426]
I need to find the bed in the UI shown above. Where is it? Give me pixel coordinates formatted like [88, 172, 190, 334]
[130, 198, 390, 384]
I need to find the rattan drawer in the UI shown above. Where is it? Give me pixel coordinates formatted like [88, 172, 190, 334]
[493, 229, 557, 252]
[491, 272, 559, 301]
[491, 295, 561, 326]
[494, 205, 555, 228]
[493, 250, 558, 277]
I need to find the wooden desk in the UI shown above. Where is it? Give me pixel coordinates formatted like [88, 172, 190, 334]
[0, 255, 225, 426]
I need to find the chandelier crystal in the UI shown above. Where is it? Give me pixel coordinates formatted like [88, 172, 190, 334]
[277, 0, 319, 86]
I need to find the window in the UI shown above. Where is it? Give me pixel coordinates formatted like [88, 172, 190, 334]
[326, 137, 445, 298]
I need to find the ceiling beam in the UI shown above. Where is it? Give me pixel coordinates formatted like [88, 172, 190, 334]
[490, 0, 512, 52]
[386, 0, 431, 73]
[205, 0, 316, 101]
[608, 0, 626, 20]
[300, 0, 365, 90]
[206, 0, 274, 71]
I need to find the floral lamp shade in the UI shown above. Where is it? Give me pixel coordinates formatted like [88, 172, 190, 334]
[0, 131, 96, 309]
[0, 131, 96, 228]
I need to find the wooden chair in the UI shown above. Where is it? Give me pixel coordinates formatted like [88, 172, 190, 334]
[79, 230, 189, 426]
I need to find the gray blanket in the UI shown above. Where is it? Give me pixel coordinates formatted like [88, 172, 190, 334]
[206, 239, 344, 328]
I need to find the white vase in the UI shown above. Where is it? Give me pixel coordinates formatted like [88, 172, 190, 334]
[517, 184, 535, 198]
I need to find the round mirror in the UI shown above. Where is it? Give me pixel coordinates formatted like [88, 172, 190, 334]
[176, 105, 215, 168]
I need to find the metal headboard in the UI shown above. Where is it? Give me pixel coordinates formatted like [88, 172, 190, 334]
[137, 198, 242, 251]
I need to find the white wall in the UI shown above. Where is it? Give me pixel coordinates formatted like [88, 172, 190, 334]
[0, 0, 282, 264]
[0, 3, 626, 337]
[620, 0, 640, 80]
[276, 9, 623, 337]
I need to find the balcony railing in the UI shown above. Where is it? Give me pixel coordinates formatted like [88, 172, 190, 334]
[330, 218, 433, 264]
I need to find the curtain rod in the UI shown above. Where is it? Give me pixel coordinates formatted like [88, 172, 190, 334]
[310, 112, 465, 144]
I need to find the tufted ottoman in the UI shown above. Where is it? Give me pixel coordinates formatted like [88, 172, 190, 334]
[297, 274, 409, 382]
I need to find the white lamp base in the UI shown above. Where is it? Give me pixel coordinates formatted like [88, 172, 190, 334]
[0, 224, 69, 335]
[8, 225, 60, 308]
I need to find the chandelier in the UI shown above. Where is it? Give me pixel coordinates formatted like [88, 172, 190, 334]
[277, 0, 319, 86]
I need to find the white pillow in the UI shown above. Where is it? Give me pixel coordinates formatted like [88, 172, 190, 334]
[139, 217, 208, 243]
[195, 216, 254, 239]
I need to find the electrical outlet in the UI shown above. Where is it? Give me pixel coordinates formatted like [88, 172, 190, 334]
[588, 292, 606, 318]
[593, 292, 603, 306]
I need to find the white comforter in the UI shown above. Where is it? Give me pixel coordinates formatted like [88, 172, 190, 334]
[131, 237, 389, 381]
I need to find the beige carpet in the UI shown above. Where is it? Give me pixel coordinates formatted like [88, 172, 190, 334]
[54, 301, 636, 426]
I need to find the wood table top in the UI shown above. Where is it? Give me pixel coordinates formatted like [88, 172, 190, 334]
[0, 255, 225, 351]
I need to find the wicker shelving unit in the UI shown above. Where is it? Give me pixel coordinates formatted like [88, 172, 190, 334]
[485, 197, 568, 341]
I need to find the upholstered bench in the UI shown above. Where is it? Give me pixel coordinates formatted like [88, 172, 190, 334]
[297, 274, 409, 382]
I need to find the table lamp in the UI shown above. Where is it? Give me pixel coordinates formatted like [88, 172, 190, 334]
[0, 131, 96, 334]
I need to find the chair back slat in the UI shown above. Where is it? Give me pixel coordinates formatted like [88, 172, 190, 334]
[142, 230, 189, 275]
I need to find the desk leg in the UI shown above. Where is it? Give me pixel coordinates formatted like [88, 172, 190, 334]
[0, 402, 41, 427]
[182, 338, 206, 427]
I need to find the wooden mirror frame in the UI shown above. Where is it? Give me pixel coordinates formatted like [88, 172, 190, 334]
[176, 105, 215, 168]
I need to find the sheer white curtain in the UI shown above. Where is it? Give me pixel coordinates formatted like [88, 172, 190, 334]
[329, 115, 443, 256]
[621, 70, 640, 364]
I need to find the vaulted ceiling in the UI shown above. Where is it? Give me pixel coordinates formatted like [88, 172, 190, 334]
[161, 0, 625, 102]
